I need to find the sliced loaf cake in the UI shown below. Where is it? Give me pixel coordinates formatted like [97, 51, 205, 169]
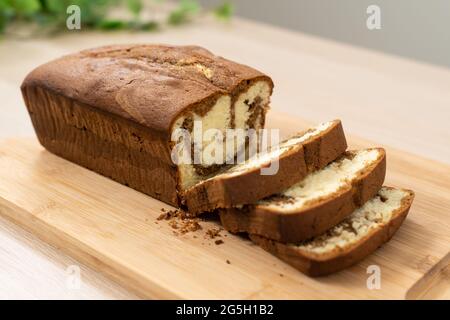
[220, 148, 386, 242]
[250, 187, 415, 276]
[184, 120, 347, 214]
[21, 44, 274, 206]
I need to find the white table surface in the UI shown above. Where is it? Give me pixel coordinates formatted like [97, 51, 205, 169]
[0, 17, 449, 299]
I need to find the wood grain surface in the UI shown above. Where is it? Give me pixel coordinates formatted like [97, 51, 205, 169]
[0, 112, 448, 299]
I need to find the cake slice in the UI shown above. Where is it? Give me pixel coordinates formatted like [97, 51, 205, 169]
[220, 148, 386, 242]
[250, 187, 414, 276]
[184, 120, 347, 214]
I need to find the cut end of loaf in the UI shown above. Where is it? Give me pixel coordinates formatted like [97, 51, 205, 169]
[174, 80, 272, 191]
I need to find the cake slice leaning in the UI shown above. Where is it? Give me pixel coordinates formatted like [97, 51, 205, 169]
[250, 187, 415, 277]
[220, 148, 386, 242]
[184, 120, 347, 215]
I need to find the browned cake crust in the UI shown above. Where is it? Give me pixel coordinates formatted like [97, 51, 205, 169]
[250, 188, 414, 277]
[220, 148, 386, 243]
[184, 120, 347, 215]
[21, 44, 273, 205]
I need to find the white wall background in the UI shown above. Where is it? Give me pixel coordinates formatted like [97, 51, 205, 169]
[202, 0, 450, 68]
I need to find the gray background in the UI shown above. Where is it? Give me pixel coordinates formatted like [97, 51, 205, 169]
[202, 0, 450, 68]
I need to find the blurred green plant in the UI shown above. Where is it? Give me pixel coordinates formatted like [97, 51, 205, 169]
[0, 0, 233, 35]
[214, 1, 233, 20]
[168, 0, 199, 25]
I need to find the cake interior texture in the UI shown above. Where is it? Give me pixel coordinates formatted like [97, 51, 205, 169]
[186, 121, 335, 185]
[258, 149, 382, 212]
[174, 80, 272, 191]
[296, 187, 410, 254]
[228, 121, 334, 174]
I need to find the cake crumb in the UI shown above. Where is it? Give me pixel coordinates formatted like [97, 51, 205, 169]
[157, 209, 178, 220]
[169, 220, 178, 229]
[205, 227, 223, 239]
[156, 208, 202, 235]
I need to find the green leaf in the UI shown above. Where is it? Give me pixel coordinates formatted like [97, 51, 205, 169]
[96, 19, 127, 30]
[214, 1, 233, 20]
[42, 0, 65, 13]
[0, 0, 14, 16]
[0, 0, 14, 33]
[0, 13, 6, 34]
[168, 0, 199, 25]
[0, 0, 12, 10]
[167, 10, 184, 25]
[179, 0, 199, 13]
[127, 0, 142, 17]
[11, 0, 41, 15]
[69, 0, 113, 27]
[140, 20, 158, 31]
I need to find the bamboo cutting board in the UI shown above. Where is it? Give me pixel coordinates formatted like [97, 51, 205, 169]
[0, 113, 448, 299]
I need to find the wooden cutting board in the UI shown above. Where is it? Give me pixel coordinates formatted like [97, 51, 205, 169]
[0, 113, 448, 299]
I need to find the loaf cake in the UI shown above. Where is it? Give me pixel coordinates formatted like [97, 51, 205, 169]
[21, 44, 273, 205]
[185, 120, 347, 215]
[220, 148, 386, 243]
[251, 187, 415, 276]
[21, 44, 415, 278]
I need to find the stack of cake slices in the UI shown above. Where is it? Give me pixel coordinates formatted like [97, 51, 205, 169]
[185, 120, 414, 276]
